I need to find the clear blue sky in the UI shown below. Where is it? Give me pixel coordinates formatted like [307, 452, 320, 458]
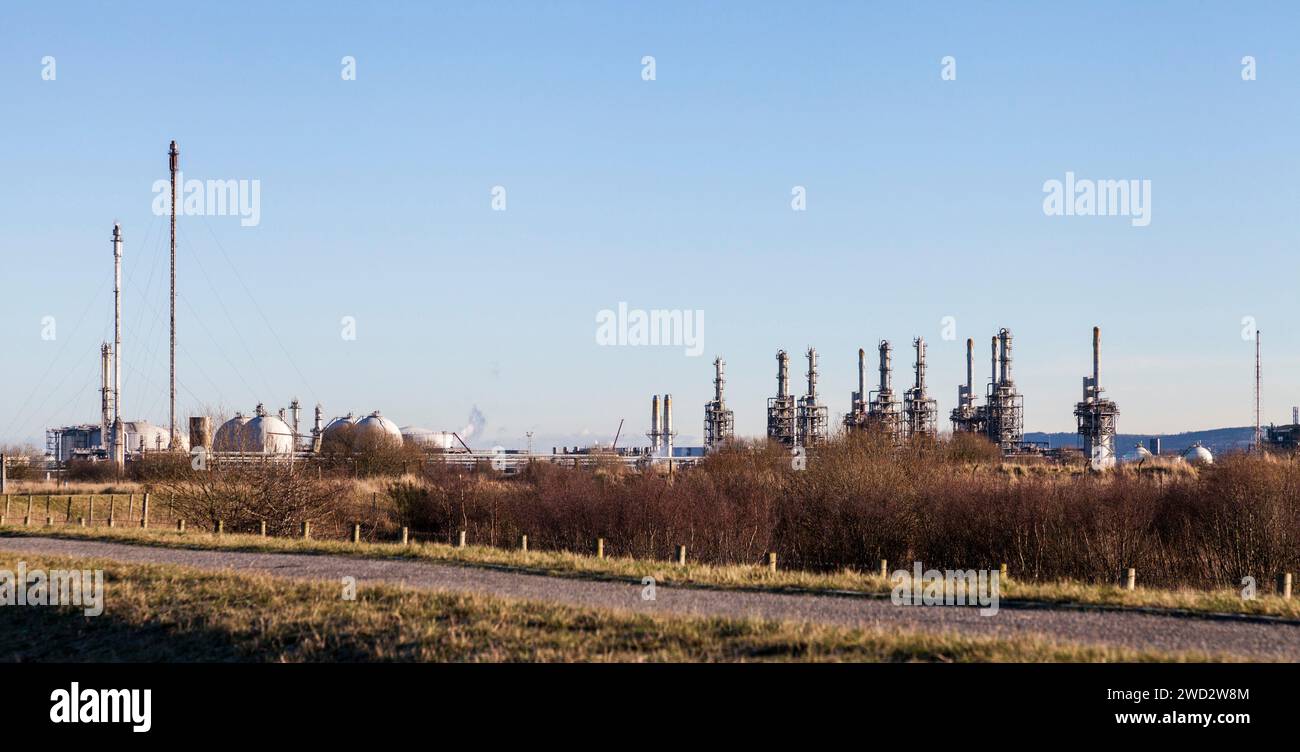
[2, 1, 1298, 449]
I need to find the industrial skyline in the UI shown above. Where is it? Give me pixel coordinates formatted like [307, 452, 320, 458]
[3, 3, 1300, 449]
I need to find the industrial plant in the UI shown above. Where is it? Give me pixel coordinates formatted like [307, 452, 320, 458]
[34, 141, 1292, 477]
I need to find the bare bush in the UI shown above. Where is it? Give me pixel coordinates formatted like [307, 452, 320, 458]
[145, 459, 354, 536]
[389, 435, 1300, 587]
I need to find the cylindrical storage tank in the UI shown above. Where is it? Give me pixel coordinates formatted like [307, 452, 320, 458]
[189, 416, 212, 450]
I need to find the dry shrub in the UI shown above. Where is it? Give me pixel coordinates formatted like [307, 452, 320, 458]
[390, 434, 1300, 587]
[145, 459, 353, 537]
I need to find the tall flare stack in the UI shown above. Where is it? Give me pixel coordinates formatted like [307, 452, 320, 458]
[766, 349, 796, 446]
[168, 140, 179, 450]
[866, 339, 902, 441]
[110, 223, 125, 469]
[985, 328, 1025, 452]
[703, 357, 735, 452]
[903, 337, 938, 440]
[1074, 326, 1119, 469]
[796, 347, 829, 447]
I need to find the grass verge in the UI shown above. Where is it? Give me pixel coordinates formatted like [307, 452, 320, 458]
[0, 552, 1216, 662]
[2, 524, 1296, 620]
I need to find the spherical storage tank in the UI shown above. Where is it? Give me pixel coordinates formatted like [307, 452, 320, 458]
[213, 413, 251, 451]
[353, 411, 403, 447]
[243, 410, 295, 454]
[1182, 444, 1214, 466]
[213, 405, 294, 454]
[322, 413, 356, 440]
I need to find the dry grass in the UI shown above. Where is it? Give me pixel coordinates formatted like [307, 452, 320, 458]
[0, 552, 1220, 662]
[5, 524, 1297, 620]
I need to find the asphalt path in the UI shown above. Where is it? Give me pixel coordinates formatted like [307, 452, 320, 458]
[2, 536, 1297, 660]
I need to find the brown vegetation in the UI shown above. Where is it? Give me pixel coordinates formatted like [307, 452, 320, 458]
[388, 434, 1300, 588]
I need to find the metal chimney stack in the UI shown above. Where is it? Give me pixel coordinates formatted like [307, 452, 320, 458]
[649, 394, 662, 453]
[1093, 326, 1101, 392]
[714, 357, 725, 403]
[806, 347, 818, 401]
[878, 340, 892, 393]
[914, 337, 927, 392]
[99, 343, 112, 441]
[777, 350, 790, 398]
[991, 335, 999, 387]
[965, 338, 973, 395]
[998, 328, 1014, 385]
[857, 347, 866, 405]
[662, 393, 674, 457]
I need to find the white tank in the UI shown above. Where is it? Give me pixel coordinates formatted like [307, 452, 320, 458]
[1183, 444, 1214, 465]
[401, 426, 456, 450]
[354, 411, 403, 447]
[124, 420, 189, 453]
[242, 413, 295, 454]
[213, 414, 252, 451]
[322, 413, 355, 439]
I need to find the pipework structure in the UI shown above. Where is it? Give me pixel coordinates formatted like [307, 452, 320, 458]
[1074, 326, 1119, 470]
[796, 347, 829, 447]
[703, 357, 735, 452]
[950, 337, 986, 434]
[903, 337, 938, 440]
[866, 340, 903, 441]
[766, 349, 797, 446]
[985, 328, 1025, 452]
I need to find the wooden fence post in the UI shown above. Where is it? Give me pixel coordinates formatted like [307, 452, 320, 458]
[676, 545, 687, 566]
[999, 563, 1008, 581]
[259, 520, 267, 537]
[177, 519, 185, 532]
[77, 516, 85, 527]
[352, 524, 361, 544]
[140, 493, 150, 529]
[768, 552, 778, 573]
[89, 496, 95, 525]
[879, 559, 888, 579]
[1279, 573, 1293, 600]
[216, 520, 224, 536]
[457, 530, 466, 548]
[520, 534, 528, 552]
[301, 521, 311, 539]
[596, 538, 605, 560]
[1125, 568, 1136, 591]
[108, 496, 115, 528]
[400, 527, 409, 546]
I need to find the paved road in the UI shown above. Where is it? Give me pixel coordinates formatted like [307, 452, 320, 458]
[2, 536, 1298, 660]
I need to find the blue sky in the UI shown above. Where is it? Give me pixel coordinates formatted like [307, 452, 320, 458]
[2, 1, 1298, 449]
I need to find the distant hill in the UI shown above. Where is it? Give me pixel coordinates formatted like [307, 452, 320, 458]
[1023, 427, 1255, 457]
